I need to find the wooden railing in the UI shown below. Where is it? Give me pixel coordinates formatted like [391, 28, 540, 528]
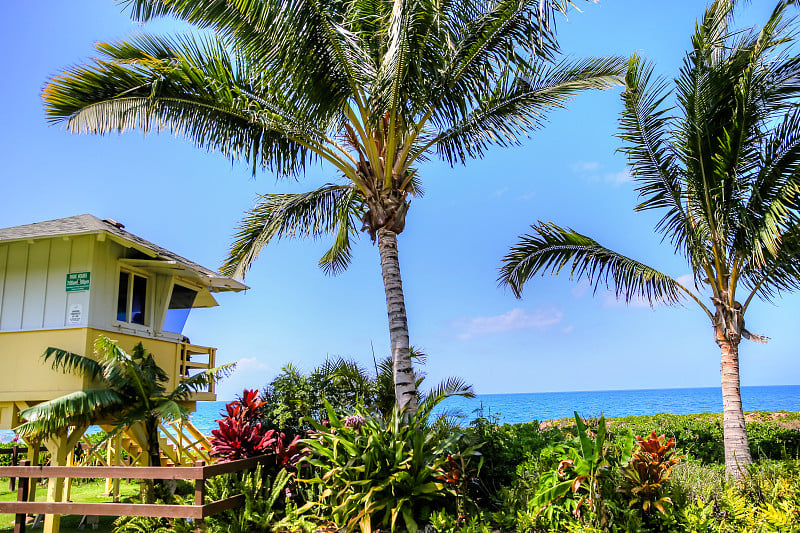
[179, 343, 217, 396]
[0, 455, 271, 533]
[0, 446, 29, 491]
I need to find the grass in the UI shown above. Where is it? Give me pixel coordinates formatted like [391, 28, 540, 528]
[0, 479, 139, 533]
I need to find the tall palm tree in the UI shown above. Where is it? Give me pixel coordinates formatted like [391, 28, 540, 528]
[15, 336, 232, 476]
[42, 0, 625, 416]
[499, 0, 800, 477]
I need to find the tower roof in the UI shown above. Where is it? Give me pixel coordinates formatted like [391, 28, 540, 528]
[0, 214, 247, 292]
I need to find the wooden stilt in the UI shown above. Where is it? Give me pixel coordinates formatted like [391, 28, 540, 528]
[104, 439, 113, 496]
[112, 434, 121, 501]
[42, 426, 87, 533]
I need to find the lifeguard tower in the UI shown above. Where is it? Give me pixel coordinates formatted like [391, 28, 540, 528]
[0, 214, 246, 530]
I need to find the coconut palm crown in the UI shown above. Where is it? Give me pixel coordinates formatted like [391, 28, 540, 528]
[499, 0, 800, 477]
[42, 0, 626, 416]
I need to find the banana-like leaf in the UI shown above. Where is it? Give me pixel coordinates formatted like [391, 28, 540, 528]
[16, 389, 123, 438]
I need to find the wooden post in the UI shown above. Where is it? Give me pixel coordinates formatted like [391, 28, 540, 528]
[26, 442, 39, 504]
[112, 434, 121, 502]
[104, 439, 113, 496]
[14, 460, 30, 533]
[63, 448, 74, 502]
[194, 461, 205, 532]
[10, 444, 19, 491]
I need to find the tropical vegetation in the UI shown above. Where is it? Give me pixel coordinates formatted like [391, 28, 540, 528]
[14, 0, 800, 532]
[499, 0, 800, 478]
[259, 348, 471, 435]
[14, 336, 232, 501]
[41, 0, 625, 416]
[4, 365, 799, 532]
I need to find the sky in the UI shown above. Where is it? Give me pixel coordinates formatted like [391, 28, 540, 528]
[2, 1, 799, 400]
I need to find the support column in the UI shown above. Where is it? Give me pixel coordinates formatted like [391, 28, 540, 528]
[25, 442, 40, 503]
[42, 426, 86, 533]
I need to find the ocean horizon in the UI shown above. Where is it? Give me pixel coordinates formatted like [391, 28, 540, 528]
[188, 384, 800, 435]
[2, 384, 796, 442]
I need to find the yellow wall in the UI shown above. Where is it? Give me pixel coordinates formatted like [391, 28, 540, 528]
[0, 328, 214, 429]
[0, 328, 90, 403]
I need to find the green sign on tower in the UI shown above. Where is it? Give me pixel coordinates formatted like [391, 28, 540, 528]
[66, 272, 91, 292]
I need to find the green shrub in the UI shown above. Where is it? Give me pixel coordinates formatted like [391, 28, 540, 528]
[299, 400, 480, 533]
[496, 414, 639, 532]
[668, 460, 800, 532]
[204, 466, 295, 533]
[466, 414, 564, 500]
[610, 413, 800, 464]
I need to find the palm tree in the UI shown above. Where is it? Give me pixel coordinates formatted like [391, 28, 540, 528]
[42, 0, 625, 417]
[15, 336, 232, 492]
[499, 0, 800, 477]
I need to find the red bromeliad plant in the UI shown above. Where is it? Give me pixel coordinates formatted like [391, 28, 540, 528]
[211, 417, 277, 461]
[211, 389, 307, 469]
[274, 433, 304, 474]
[211, 389, 274, 461]
[619, 432, 683, 515]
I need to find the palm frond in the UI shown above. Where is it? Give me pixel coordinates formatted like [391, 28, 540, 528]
[152, 401, 188, 423]
[741, 223, 800, 307]
[16, 389, 124, 438]
[672, 1, 796, 258]
[43, 33, 322, 179]
[170, 364, 236, 402]
[223, 184, 364, 279]
[416, 376, 475, 423]
[440, 0, 564, 90]
[499, 222, 685, 305]
[735, 107, 800, 263]
[42, 347, 103, 379]
[618, 55, 698, 256]
[432, 56, 625, 166]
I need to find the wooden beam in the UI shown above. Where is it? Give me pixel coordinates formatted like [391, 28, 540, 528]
[0, 454, 270, 481]
[0, 496, 246, 521]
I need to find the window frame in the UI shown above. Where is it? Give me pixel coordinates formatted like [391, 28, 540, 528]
[113, 266, 152, 331]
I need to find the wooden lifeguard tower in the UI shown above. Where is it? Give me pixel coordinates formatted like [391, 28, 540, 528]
[0, 214, 246, 532]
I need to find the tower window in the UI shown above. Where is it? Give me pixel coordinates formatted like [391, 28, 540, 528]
[116, 271, 148, 325]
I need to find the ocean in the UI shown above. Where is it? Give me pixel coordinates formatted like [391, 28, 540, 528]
[2, 385, 796, 442]
[188, 384, 800, 435]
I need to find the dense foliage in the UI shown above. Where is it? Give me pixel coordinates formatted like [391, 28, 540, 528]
[259, 351, 470, 435]
[300, 401, 480, 533]
[611, 412, 800, 464]
[99, 376, 800, 533]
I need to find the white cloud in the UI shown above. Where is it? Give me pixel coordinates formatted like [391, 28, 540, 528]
[218, 357, 271, 399]
[571, 161, 633, 187]
[604, 168, 633, 186]
[234, 357, 269, 371]
[561, 325, 575, 334]
[492, 187, 509, 197]
[455, 307, 563, 339]
[572, 161, 600, 173]
[571, 279, 591, 298]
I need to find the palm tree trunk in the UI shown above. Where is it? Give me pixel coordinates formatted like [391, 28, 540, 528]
[715, 327, 753, 478]
[144, 418, 162, 504]
[377, 229, 418, 417]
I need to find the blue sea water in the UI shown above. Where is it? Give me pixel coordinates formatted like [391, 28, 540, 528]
[187, 385, 800, 435]
[2, 385, 796, 442]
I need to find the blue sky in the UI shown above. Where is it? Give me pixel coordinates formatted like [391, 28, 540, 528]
[3, 1, 799, 400]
